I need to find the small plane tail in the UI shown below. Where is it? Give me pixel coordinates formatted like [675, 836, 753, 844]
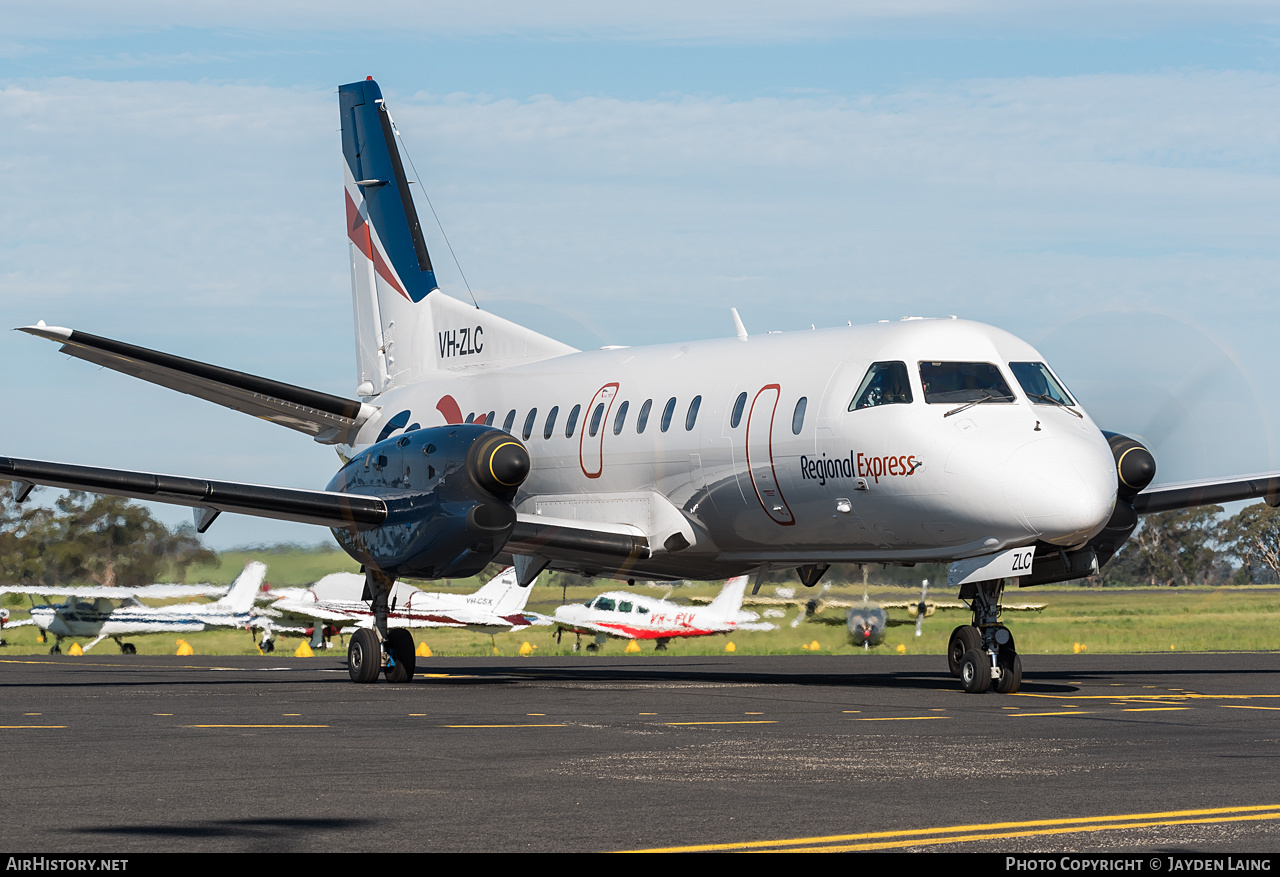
[215, 562, 267, 614]
[706, 575, 751, 617]
[469, 567, 536, 616]
[338, 78, 575, 398]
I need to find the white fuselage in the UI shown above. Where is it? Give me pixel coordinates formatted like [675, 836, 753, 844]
[553, 591, 768, 640]
[347, 317, 1118, 581]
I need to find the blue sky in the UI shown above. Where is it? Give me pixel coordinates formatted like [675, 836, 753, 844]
[3, 2, 1280, 549]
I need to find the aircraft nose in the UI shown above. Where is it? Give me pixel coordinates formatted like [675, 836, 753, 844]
[1003, 434, 1116, 546]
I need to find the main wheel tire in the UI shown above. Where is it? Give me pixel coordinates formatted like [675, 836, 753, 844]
[995, 650, 1023, 694]
[347, 628, 383, 684]
[948, 626, 982, 677]
[960, 648, 991, 694]
[120, 643, 136, 655]
[384, 629, 416, 683]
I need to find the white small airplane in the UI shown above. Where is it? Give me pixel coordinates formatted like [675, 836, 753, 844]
[9, 563, 265, 654]
[4, 76, 1278, 692]
[253, 566, 536, 653]
[550, 575, 775, 651]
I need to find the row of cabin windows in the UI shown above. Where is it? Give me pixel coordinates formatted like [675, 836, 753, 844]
[465, 396, 704, 442]
[464, 392, 813, 442]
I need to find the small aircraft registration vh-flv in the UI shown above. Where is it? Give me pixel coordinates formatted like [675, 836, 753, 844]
[3, 76, 1278, 691]
[549, 575, 775, 652]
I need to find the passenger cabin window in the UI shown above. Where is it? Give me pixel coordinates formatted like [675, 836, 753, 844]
[565, 404, 582, 438]
[1010, 362, 1076, 407]
[523, 408, 538, 441]
[685, 396, 701, 431]
[918, 362, 1015, 405]
[730, 392, 747, 428]
[502, 410, 516, 433]
[637, 399, 653, 434]
[792, 396, 807, 434]
[593, 597, 616, 611]
[543, 406, 559, 440]
[850, 362, 913, 411]
[660, 397, 677, 433]
[613, 400, 630, 435]
[588, 402, 605, 437]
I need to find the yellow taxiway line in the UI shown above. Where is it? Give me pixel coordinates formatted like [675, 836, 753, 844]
[628, 804, 1280, 853]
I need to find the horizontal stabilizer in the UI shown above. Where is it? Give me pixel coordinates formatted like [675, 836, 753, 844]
[0, 456, 387, 531]
[1134, 472, 1280, 514]
[19, 324, 377, 445]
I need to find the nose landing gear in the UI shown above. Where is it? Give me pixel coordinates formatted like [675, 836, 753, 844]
[952, 579, 1022, 694]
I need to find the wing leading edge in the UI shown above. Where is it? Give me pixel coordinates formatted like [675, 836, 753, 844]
[19, 324, 377, 445]
[0, 456, 386, 532]
[1134, 473, 1280, 514]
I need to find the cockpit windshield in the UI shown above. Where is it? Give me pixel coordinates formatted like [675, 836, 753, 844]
[850, 361, 913, 410]
[918, 362, 1015, 405]
[1010, 362, 1076, 407]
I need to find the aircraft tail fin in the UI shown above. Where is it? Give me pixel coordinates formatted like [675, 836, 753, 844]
[216, 562, 267, 614]
[706, 575, 750, 617]
[470, 567, 536, 616]
[338, 78, 575, 397]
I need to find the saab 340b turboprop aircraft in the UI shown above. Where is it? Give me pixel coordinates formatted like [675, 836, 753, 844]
[4, 77, 1279, 692]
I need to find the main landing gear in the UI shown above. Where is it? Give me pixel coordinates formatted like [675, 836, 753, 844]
[346, 569, 416, 684]
[948, 578, 1022, 694]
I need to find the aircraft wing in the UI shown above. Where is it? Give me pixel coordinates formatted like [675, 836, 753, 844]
[266, 599, 360, 624]
[20, 324, 376, 445]
[507, 514, 651, 563]
[0, 456, 387, 531]
[1134, 472, 1280, 514]
[0, 584, 229, 599]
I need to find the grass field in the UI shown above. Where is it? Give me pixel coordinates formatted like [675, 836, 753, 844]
[6, 556, 1280, 658]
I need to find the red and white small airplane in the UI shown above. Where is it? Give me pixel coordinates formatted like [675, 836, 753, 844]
[254, 566, 536, 654]
[549, 575, 775, 651]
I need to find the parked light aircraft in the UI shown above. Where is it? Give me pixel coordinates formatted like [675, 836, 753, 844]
[254, 566, 536, 655]
[6, 564, 265, 654]
[551, 575, 774, 650]
[4, 76, 1278, 691]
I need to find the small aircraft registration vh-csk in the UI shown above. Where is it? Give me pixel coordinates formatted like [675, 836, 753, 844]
[253, 566, 536, 671]
[3, 76, 1278, 691]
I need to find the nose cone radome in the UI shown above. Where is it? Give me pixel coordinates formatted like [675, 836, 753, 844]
[1004, 435, 1117, 546]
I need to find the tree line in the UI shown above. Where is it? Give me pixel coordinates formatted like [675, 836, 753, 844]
[0, 484, 216, 588]
[3, 480, 1280, 590]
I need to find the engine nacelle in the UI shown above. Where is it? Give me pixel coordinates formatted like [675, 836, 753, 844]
[1087, 431, 1157, 568]
[326, 424, 530, 578]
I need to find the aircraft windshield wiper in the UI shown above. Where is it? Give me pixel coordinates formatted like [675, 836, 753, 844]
[944, 393, 1012, 417]
[1028, 393, 1084, 418]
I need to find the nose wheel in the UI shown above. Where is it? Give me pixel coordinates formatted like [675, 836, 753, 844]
[955, 580, 1022, 694]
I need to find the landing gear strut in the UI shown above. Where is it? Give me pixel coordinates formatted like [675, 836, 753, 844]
[955, 578, 1022, 694]
[346, 568, 416, 684]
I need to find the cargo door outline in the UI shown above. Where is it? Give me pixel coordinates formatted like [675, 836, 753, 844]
[579, 382, 619, 479]
[745, 384, 795, 526]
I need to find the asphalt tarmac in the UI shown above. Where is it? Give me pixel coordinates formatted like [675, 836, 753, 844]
[2, 651, 1279, 853]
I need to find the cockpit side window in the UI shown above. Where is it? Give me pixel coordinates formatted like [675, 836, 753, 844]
[918, 361, 1015, 404]
[850, 361, 914, 411]
[1010, 362, 1076, 406]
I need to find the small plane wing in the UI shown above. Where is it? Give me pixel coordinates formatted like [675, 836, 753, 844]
[20, 324, 377, 445]
[1133, 472, 1280, 514]
[0, 455, 387, 531]
[0, 584, 229, 599]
